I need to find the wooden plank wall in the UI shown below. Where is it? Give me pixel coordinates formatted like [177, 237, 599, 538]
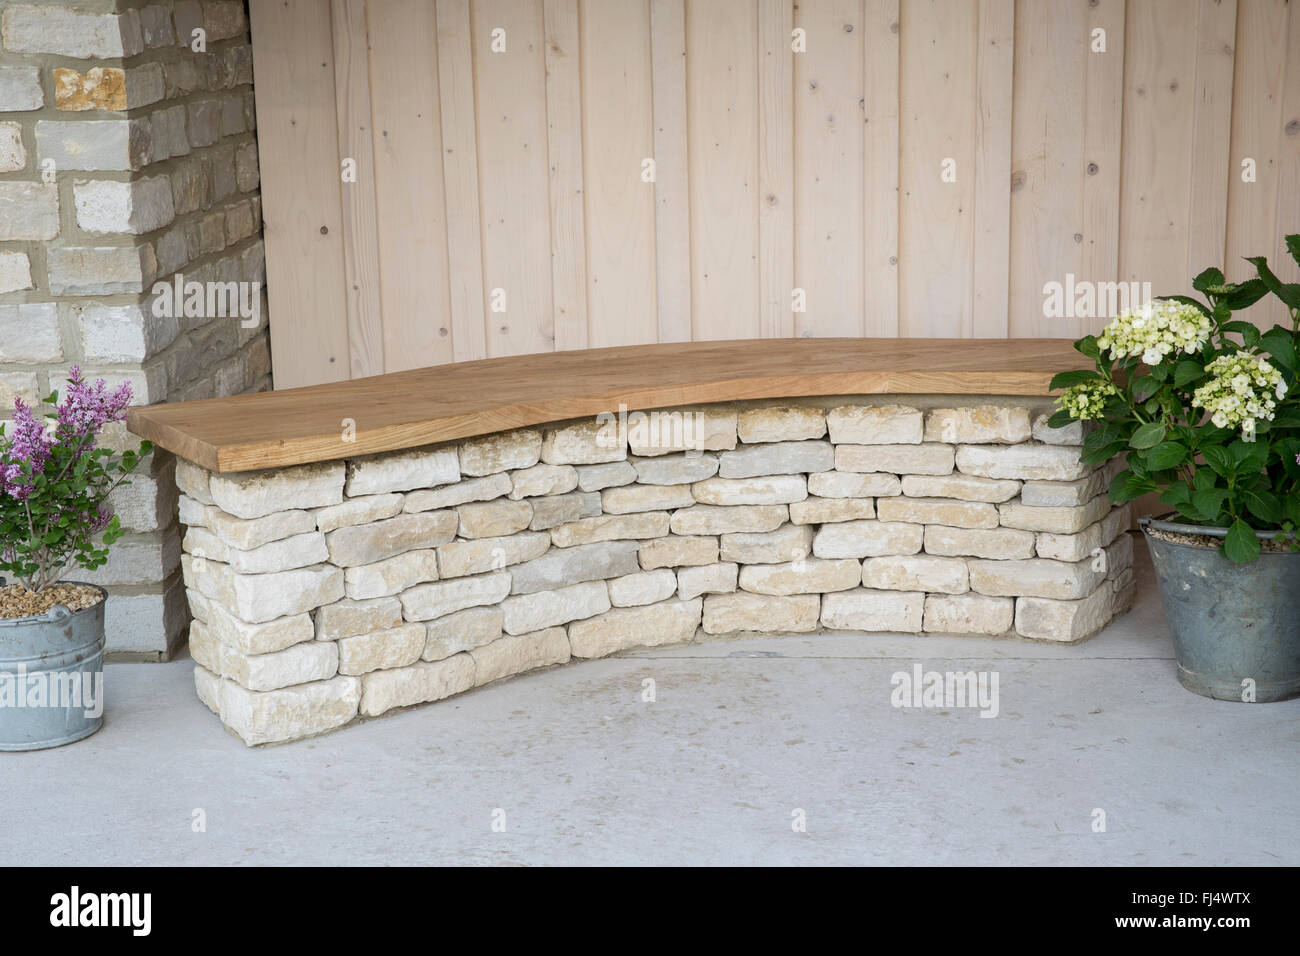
[250, 0, 1300, 389]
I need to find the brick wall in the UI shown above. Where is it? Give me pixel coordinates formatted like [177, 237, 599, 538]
[0, 0, 270, 657]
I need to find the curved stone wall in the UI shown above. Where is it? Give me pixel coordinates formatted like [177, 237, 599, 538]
[176, 396, 1134, 745]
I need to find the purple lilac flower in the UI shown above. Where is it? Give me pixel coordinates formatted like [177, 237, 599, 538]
[1, 397, 52, 499]
[56, 366, 133, 449]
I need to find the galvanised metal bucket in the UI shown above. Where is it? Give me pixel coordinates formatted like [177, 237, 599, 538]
[1140, 516, 1300, 703]
[0, 583, 107, 751]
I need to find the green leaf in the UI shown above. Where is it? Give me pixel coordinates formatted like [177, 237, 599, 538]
[1075, 335, 1101, 360]
[1191, 486, 1231, 520]
[1132, 377, 1161, 403]
[1286, 235, 1300, 269]
[1201, 445, 1233, 477]
[1157, 294, 1211, 318]
[1223, 518, 1261, 564]
[1046, 408, 1075, 429]
[1173, 359, 1204, 388]
[1129, 422, 1166, 450]
[1193, 267, 1225, 292]
[1217, 279, 1269, 311]
[1246, 256, 1300, 311]
[1159, 480, 1191, 508]
[1048, 369, 1102, 390]
[1145, 441, 1189, 470]
[1110, 471, 1154, 503]
[1243, 488, 1283, 525]
[1221, 320, 1261, 347]
[1259, 328, 1297, 372]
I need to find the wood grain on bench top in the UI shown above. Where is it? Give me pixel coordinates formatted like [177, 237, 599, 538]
[126, 338, 1083, 473]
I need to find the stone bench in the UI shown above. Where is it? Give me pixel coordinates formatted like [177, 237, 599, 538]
[127, 339, 1134, 745]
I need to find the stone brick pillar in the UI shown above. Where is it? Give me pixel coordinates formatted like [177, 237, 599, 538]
[0, 0, 270, 657]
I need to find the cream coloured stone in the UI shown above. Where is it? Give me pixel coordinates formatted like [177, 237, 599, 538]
[175, 459, 213, 504]
[226, 641, 338, 693]
[1105, 531, 1134, 580]
[457, 499, 533, 538]
[607, 568, 678, 607]
[955, 443, 1091, 481]
[204, 601, 314, 655]
[924, 406, 1031, 444]
[225, 531, 328, 574]
[736, 405, 826, 443]
[471, 628, 570, 685]
[826, 404, 922, 444]
[208, 507, 316, 549]
[923, 525, 1036, 560]
[337, 623, 426, 675]
[501, 581, 609, 634]
[720, 524, 813, 564]
[691, 475, 806, 506]
[424, 606, 504, 660]
[1035, 504, 1130, 562]
[835, 443, 954, 476]
[404, 473, 512, 512]
[630, 453, 718, 485]
[702, 592, 819, 634]
[821, 588, 923, 632]
[923, 593, 1014, 634]
[183, 526, 229, 562]
[627, 406, 737, 456]
[187, 622, 225, 676]
[718, 440, 833, 478]
[1014, 581, 1122, 642]
[669, 504, 787, 536]
[194, 665, 221, 715]
[437, 531, 550, 578]
[576, 461, 636, 491]
[198, 562, 343, 624]
[968, 556, 1105, 600]
[529, 491, 602, 530]
[315, 597, 403, 641]
[210, 461, 344, 520]
[344, 549, 439, 600]
[326, 511, 457, 567]
[459, 429, 541, 476]
[359, 654, 474, 716]
[738, 558, 860, 595]
[1031, 412, 1086, 446]
[220, 675, 360, 746]
[807, 471, 902, 498]
[401, 571, 511, 621]
[998, 493, 1111, 534]
[876, 496, 998, 529]
[509, 540, 641, 594]
[344, 447, 459, 496]
[315, 493, 403, 533]
[569, 599, 701, 657]
[862, 554, 969, 594]
[900, 474, 1020, 503]
[602, 483, 696, 513]
[509, 462, 578, 499]
[177, 495, 208, 528]
[677, 562, 739, 600]
[550, 511, 670, 547]
[811, 520, 923, 559]
[1019, 468, 1110, 508]
[639, 535, 718, 569]
[541, 419, 626, 464]
[791, 499, 880, 530]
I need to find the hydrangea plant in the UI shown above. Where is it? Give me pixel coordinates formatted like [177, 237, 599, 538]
[0, 368, 151, 593]
[1050, 235, 1300, 564]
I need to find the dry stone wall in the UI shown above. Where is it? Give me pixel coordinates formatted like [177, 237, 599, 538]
[179, 397, 1135, 745]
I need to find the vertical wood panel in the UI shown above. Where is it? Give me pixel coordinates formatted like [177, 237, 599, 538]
[436, 0, 489, 361]
[1081, 0, 1126, 333]
[1273, 0, 1300, 308]
[971, 0, 1013, 337]
[1184, 0, 1236, 282]
[650, 0, 692, 342]
[758, 0, 794, 338]
[899, 0, 977, 336]
[862, 0, 899, 337]
[793, 0, 864, 338]
[581, 0, 659, 347]
[473, 0, 556, 357]
[687, 0, 759, 341]
[249, 0, 351, 389]
[366, 0, 456, 372]
[543, 0, 590, 351]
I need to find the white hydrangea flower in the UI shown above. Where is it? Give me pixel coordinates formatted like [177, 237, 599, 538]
[1096, 300, 1211, 365]
[1191, 352, 1283, 441]
[1057, 380, 1119, 421]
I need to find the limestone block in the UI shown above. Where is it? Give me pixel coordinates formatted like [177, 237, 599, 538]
[738, 558, 860, 595]
[702, 592, 820, 634]
[789, 497, 876, 525]
[576, 461, 637, 491]
[226, 641, 338, 693]
[209, 461, 344, 520]
[501, 580, 610, 634]
[204, 601, 314, 655]
[718, 440, 833, 478]
[627, 406, 737, 456]
[315, 493, 403, 533]
[807, 471, 902, 498]
[326, 511, 457, 567]
[457, 499, 533, 539]
[198, 562, 343, 624]
[639, 535, 718, 569]
[424, 606, 504, 660]
[471, 628, 570, 685]
[1031, 412, 1086, 446]
[821, 588, 924, 632]
[923, 525, 1036, 560]
[569, 599, 701, 657]
[207, 506, 316, 549]
[509, 463, 578, 499]
[1014, 582, 1122, 642]
[669, 504, 787, 536]
[691, 475, 806, 506]
[602, 483, 696, 513]
[509, 540, 641, 594]
[811, 520, 924, 559]
[401, 571, 511, 621]
[343, 549, 439, 600]
[220, 675, 360, 746]
[923, 593, 1014, 635]
[541, 419, 626, 464]
[437, 531, 551, 579]
[459, 428, 541, 476]
[998, 493, 1111, 534]
[607, 568, 678, 607]
[720, 524, 813, 565]
[826, 404, 922, 444]
[404, 473, 511, 513]
[677, 562, 739, 600]
[835, 443, 954, 476]
[924, 406, 1031, 444]
[315, 597, 403, 641]
[968, 557, 1106, 600]
[737, 405, 826, 443]
[530, 491, 602, 530]
[630, 453, 718, 485]
[550, 511, 670, 547]
[862, 554, 969, 594]
[900, 474, 1020, 504]
[225, 531, 328, 574]
[359, 654, 474, 716]
[1034, 505, 1130, 563]
[955, 443, 1091, 481]
[344, 447, 459, 496]
[337, 623, 427, 676]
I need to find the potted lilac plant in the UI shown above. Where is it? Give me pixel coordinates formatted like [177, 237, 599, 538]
[0, 368, 150, 750]
[1049, 237, 1300, 702]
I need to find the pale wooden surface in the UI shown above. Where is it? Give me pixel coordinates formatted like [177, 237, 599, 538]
[128, 338, 1083, 473]
[247, 0, 1300, 388]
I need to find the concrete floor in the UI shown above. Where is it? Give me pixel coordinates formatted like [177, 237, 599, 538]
[3, 534, 1297, 866]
